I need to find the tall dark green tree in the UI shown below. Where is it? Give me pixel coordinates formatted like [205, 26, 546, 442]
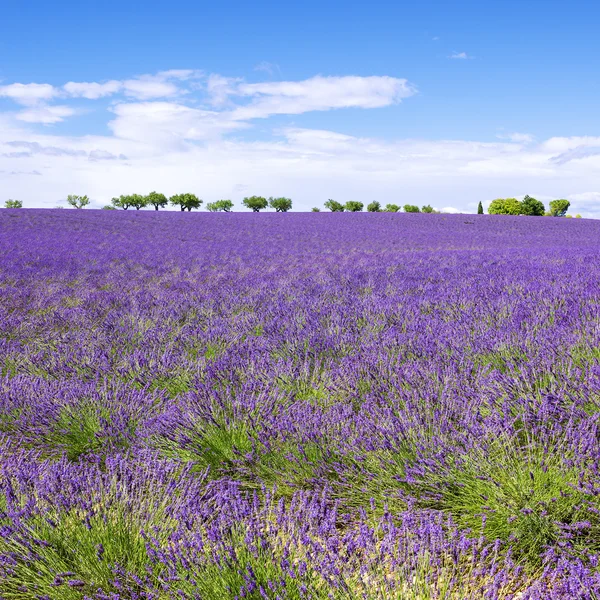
[477, 201, 484, 214]
[520, 195, 545, 216]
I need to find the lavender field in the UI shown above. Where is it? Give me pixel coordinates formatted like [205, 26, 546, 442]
[1, 210, 600, 599]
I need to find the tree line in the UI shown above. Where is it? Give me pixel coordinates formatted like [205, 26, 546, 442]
[2, 194, 582, 217]
[480, 196, 578, 217]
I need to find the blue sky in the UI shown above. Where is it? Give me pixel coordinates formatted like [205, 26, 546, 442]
[1, 0, 600, 214]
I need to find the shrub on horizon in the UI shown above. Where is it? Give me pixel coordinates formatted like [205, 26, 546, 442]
[4, 199, 23, 208]
[367, 201, 381, 212]
[383, 204, 400, 212]
[403, 204, 420, 213]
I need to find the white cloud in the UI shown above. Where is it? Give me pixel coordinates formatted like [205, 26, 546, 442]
[230, 75, 415, 120]
[206, 74, 243, 107]
[64, 80, 122, 99]
[497, 132, 534, 144]
[108, 101, 247, 146]
[16, 105, 76, 124]
[0, 83, 58, 105]
[449, 52, 471, 60]
[440, 206, 461, 213]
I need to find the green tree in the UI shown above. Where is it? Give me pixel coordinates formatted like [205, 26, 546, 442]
[311, 207, 321, 212]
[101, 205, 116, 210]
[367, 201, 381, 212]
[129, 194, 148, 210]
[345, 201, 363, 212]
[383, 204, 400, 212]
[242, 196, 268, 212]
[268, 197, 293, 212]
[324, 199, 344, 212]
[111, 195, 133, 210]
[575, 214, 582, 218]
[520, 195, 545, 216]
[66, 194, 90, 209]
[146, 191, 168, 211]
[170, 193, 203, 211]
[488, 198, 522, 215]
[4, 199, 23, 208]
[549, 199, 570, 217]
[403, 204, 420, 213]
[422, 205, 434, 213]
[206, 199, 234, 212]
[477, 201, 484, 214]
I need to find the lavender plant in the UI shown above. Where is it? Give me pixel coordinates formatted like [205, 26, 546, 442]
[1, 210, 600, 598]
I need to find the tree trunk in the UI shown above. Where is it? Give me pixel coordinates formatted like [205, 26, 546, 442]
[154, 205, 159, 210]
[181, 206, 185, 211]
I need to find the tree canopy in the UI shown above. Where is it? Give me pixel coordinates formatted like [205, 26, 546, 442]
[403, 204, 420, 213]
[345, 201, 363, 212]
[520, 195, 545, 216]
[488, 198, 522, 215]
[66, 195, 90, 209]
[111, 195, 133, 210]
[170, 193, 202, 212]
[129, 194, 148, 210]
[367, 201, 381, 212]
[422, 205, 434, 213]
[206, 199, 234, 212]
[384, 204, 400, 212]
[549, 199, 570, 217]
[324, 199, 344, 212]
[242, 196, 268, 212]
[146, 192, 168, 211]
[268, 197, 293, 212]
[4, 199, 22, 208]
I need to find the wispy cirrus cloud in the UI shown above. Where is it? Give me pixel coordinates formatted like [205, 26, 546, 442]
[497, 132, 535, 144]
[16, 105, 77, 124]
